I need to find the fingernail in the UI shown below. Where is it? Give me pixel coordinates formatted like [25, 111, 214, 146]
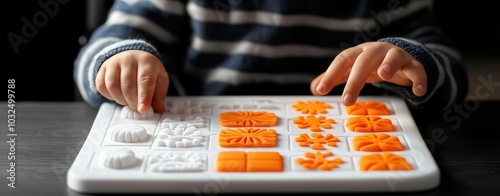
[316, 83, 326, 94]
[138, 103, 146, 113]
[416, 84, 425, 96]
[343, 93, 354, 105]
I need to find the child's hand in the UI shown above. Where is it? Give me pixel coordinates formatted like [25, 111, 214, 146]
[95, 50, 169, 113]
[310, 42, 427, 106]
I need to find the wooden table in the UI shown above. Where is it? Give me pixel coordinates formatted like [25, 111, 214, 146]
[1, 100, 499, 196]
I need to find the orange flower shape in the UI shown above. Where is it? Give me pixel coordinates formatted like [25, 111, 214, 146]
[220, 111, 277, 127]
[295, 133, 340, 150]
[297, 151, 344, 171]
[353, 133, 403, 151]
[292, 100, 332, 114]
[359, 153, 412, 171]
[346, 101, 390, 115]
[346, 116, 395, 132]
[219, 128, 277, 147]
[293, 115, 335, 132]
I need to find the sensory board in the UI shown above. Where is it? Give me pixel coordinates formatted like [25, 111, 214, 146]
[67, 96, 440, 193]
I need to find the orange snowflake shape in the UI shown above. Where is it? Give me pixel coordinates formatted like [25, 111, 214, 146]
[346, 116, 395, 132]
[292, 100, 332, 114]
[219, 128, 277, 147]
[220, 111, 277, 127]
[346, 101, 390, 115]
[353, 133, 404, 151]
[293, 115, 335, 132]
[359, 153, 412, 171]
[297, 151, 344, 171]
[295, 133, 340, 150]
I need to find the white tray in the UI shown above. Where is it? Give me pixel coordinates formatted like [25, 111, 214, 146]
[67, 96, 439, 193]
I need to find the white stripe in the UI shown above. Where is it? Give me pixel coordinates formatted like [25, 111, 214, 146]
[425, 43, 462, 61]
[436, 51, 458, 110]
[192, 36, 339, 58]
[187, 0, 430, 31]
[149, 0, 186, 15]
[76, 37, 121, 103]
[106, 11, 177, 43]
[185, 63, 316, 85]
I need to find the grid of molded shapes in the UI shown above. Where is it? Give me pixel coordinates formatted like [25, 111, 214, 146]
[92, 98, 416, 174]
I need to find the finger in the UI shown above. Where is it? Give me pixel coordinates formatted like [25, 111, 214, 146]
[310, 73, 325, 95]
[314, 47, 363, 95]
[151, 72, 169, 113]
[104, 66, 127, 105]
[120, 64, 138, 111]
[400, 61, 427, 96]
[342, 49, 384, 106]
[95, 66, 112, 100]
[377, 47, 409, 81]
[136, 65, 157, 114]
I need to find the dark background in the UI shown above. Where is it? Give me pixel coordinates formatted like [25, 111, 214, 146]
[3, 0, 499, 102]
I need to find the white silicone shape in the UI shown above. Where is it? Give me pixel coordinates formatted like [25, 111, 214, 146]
[110, 124, 148, 143]
[120, 105, 154, 119]
[160, 116, 205, 129]
[149, 151, 206, 172]
[167, 100, 209, 114]
[100, 148, 140, 169]
[156, 126, 204, 148]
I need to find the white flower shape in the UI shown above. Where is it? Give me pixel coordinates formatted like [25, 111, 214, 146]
[149, 151, 206, 172]
[161, 116, 205, 129]
[120, 105, 154, 119]
[100, 148, 141, 169]
[110, 124, 148, 143]
[156, 126, 204, 148]
[167, 100, 209, 114]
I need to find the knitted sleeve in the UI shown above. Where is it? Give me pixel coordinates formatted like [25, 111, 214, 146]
[73, 0, 189, 108]
[376, 37, 468, 111]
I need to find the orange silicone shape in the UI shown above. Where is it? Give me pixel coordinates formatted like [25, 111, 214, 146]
[346, 116, 395, 132]
[353, 133, 404, 151]
[295, 133, 340, 150]
[216, 151, 283, 172]
[216, 151, 247, 172]
[219, 128, 277, 147]
[292, 100, 332, 114]
[219, 111, 277, 127]
[346, 101, 390, 115]
[296, 151, 344, 171]
[293, 115, 335, 132]
[359, 153, 412, 171]
[247, 152, 283, 172]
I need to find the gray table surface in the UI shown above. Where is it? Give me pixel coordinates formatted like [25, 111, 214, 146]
[1, 101, 499, 196]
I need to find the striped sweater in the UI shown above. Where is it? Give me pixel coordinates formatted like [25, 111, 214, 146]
[74, 0, 468, 111]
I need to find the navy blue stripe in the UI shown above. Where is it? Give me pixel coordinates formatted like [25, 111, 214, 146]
[190, 20, 368, 47]
[187, 48, 332, 74]
[191, 0, 412, 18]
[112, 0, 188, 36]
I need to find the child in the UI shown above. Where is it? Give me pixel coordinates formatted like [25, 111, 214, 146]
[74, 0, 468, 114]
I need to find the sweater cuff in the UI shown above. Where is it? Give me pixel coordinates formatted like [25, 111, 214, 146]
[92, 40, 164, 80]
[375, 37, 441, 107]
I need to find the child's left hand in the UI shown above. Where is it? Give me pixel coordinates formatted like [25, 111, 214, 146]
[310, 41, 427, 106]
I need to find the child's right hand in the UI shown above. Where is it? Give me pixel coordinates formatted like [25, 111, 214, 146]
[95, 50, 169, 114]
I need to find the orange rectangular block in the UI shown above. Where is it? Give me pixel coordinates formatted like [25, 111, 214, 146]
[247, 152, 283, 172]
[216, 151, 246, 172]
